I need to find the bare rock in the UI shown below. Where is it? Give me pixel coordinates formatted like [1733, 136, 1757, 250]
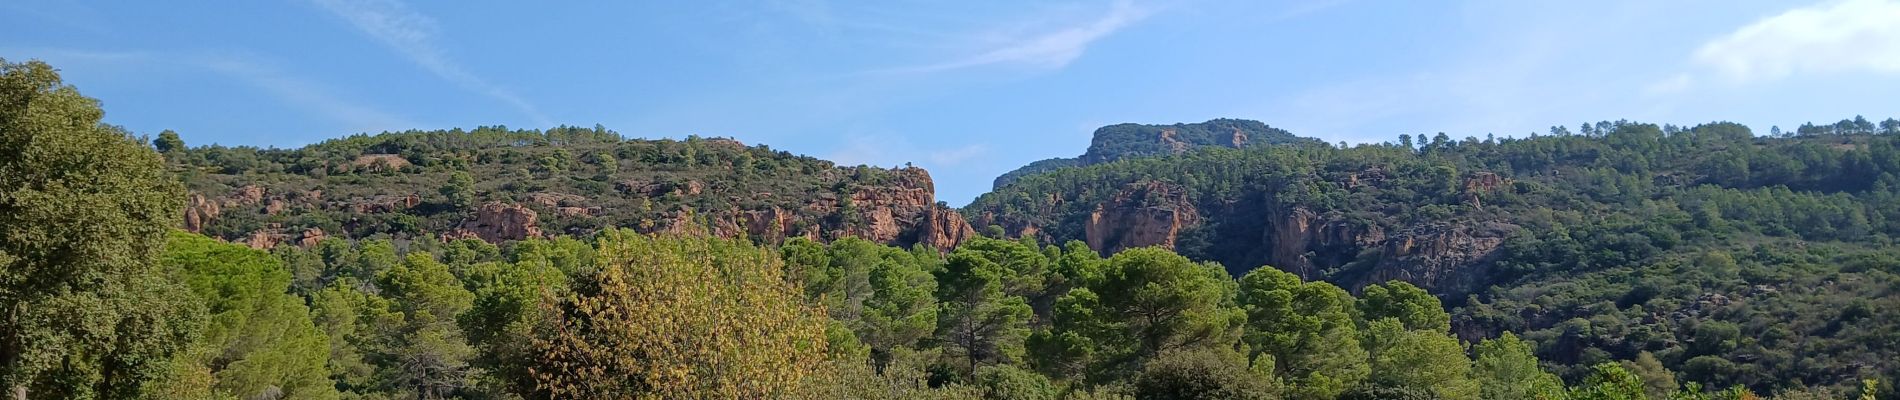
[1084, 181, 1199, 255]
[450, 202, 543, 243]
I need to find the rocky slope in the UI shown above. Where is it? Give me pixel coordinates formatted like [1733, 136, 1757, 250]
[992, 118, 1318, 189]
[174, 126, 972, 251]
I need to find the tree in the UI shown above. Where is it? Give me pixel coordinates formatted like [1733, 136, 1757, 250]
[372, 253, 476, 399]
[1363, 318, 1478, 400]
[528, 230, 830, 399]
[1567, 363, 1648, 400]
[1472, 332, 1561, 400]
[155, 232, 339, 400]
[972, 364, 1059, 400]
[1043, 248, 1245, 381]
[1359, 281, 1450, 333]
[1131, 348, 1277, 400]
[1622, 351, 1676, 400]
[441, 170, 477, 210]
[1236, 267, 1368, 400]
[935, 248, 1033, 375]
[0, 58, 202, 399]
[152, 129, 185, 154]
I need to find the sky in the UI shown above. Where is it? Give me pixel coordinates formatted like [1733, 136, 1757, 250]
[5, 0, 1899, 206]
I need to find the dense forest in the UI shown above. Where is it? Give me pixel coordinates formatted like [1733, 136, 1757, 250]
[4, 56, 1896, 400]
[970, 116, 1900, 396]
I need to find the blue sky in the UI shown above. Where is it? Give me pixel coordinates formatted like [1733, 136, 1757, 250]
[5, 0, 1899, 205]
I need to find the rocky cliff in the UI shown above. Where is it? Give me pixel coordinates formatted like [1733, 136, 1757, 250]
[181, 132, 980, 252]
[1083, 181, 1199, 255]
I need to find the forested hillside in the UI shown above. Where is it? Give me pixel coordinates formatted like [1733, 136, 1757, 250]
[992, 119, 1317, 189]
[4, 55, 1895, 400]
[969, 117, 1900, 394]
[167, 123, 974, 253]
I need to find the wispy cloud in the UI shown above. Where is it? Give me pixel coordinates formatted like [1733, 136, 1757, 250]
[883, 0, 1154, 74]
[311, 0, 551, 126]
[1658, 0, 1900, 91]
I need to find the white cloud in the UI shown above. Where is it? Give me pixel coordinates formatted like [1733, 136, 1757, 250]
[311, 0, 552, 126]
[885, 0, 1153, 73]
[1691, 0, 1900, 83]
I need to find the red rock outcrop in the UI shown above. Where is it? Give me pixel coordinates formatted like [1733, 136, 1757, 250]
[1354, 221, 1516, 293]
[184, 194, 220, 233]
[1084, 181, 1199, 255]
[1265, 206, 1386, 278]
[297, 228, 328, 247]
[1158, 128, 1189, 154]
[918, 207, 977, 251]
[449, 202, 543, 243]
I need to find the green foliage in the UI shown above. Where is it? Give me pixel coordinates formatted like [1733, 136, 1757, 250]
[1235, 267, 1367, 399]
[0, 58, 201, 399]
[1130, 348, 1277, 400]
[1472, 332, 1562, 400]
[1044, 248, 1246, 382]
[1359, 281, 1450, 333]
[1567, 363, 1648, 400]
[159, 232, 338, 400]
[935, 243, 1036, 375]
[1363, 318, 1479, 400]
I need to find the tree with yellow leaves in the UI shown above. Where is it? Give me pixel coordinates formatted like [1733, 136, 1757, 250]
[527, 229, 830, 399]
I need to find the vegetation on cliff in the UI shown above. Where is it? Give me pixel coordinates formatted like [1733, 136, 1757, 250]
[969, 117, 1900, 394]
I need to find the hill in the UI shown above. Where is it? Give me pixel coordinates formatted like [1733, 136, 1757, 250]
[991, 118, 1319, 189]
[168, 125, 974, 251]
[966, 118, 1900, 390]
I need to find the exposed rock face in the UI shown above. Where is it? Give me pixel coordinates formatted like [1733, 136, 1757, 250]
[795, 167, 973, 250]
[1158, 128, 1189, 154]
[182, 185, 272, 233]
[1265, 206, 1386, 279]
[450, 202, 543, 243]
[917, 208, 977, 251]
[1354, 221, 1515, 293]
[241, 227, 288, 250]
[297, 228, 328, 247]
[1262, 202, 1515, 294]
[1461, 172, 1509, 209]
[1084, 181, 1199, 255]
[184, 194, 220, 233]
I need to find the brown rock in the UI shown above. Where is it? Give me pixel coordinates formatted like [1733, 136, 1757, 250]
[450, 202, 543, 243]
[264, 199, 287, 215]
[1158, 128, 1188, 154]
[297, 227, 327, 247]
[229, 185, 265, 206]
[183, 194, 220, 233]
[241, 225, 290, 249]
[1084, 181, 1199, 255]
[917, 207, 976, 251]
